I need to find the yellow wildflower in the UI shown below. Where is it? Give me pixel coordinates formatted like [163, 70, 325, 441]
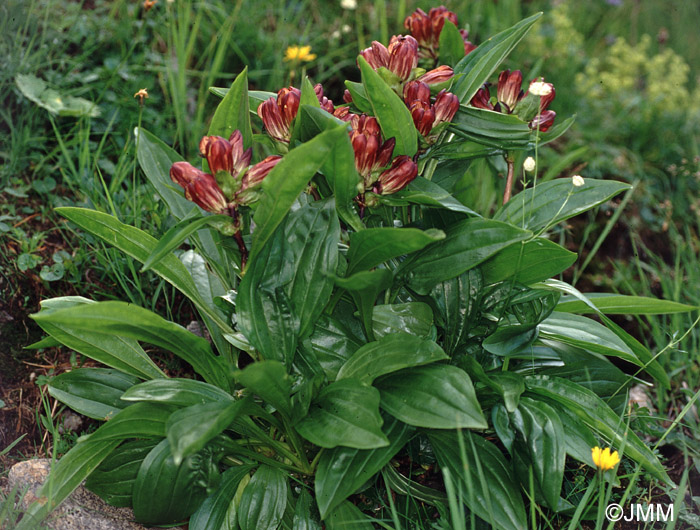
[285, 45, 317, 62]
[591, 446, 620, 471]
[134, 88, 149, 106]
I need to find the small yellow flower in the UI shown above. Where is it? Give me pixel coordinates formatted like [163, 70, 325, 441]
[591, 446, 620, 471]
[134, 88, 149, 105]
[284, 45, 317, 62]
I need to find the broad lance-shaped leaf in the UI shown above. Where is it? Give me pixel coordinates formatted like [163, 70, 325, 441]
[358, 56, 417, 157]
[494, 178, 631, 231]
[334, 269, 393, 341]
[438, 20, 465, 67]
[235, 361, 293, 420]
[325, 500, 375, 529]
[32, 296, 166, 381]
[538, 311, 667, 384]
[525, 375, 671, 483]
[295, 379, 389, 449]
[48, 368, 140, 420]
[55, 207, 232, 336]
[377, 364, 487, 429]
[336, 333, 447, 383]
[32, 301, 230, 391]
[208, 67, 252, 148]
[167, 398, 249, 465]
[315, 415, 413, 518]
[396, 217, 532, 295]
[481, 238, 577, 285]
[346, 227, 445, 276]
[428, 430, 527, 530]
[250, 125, 348, 266]
[372, 302, 434, 339]
[556, 293, 697, 315]
[382, 177, 480, 216]
[450, 106, 531, 150]
[188, 464, 255, 530]
[510, 397, 565, 510]
[293, 489, 322, 530]
[121, 378, 234, 407]
[452, 12, 543, 103]
[237, 465, 288, 530]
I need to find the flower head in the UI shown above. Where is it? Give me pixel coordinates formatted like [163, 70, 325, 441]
[417, 65, 454, 86]
[349, 115, 396, 181]
[375, 155, 418, 194]
[572, 175, 585, 187]
[235, 155, 283, 205]
[360, 35, 419, 82]
[523, 156, 536, 172]
[170, 162, 228, 213]
[284, 45, 317, 62]
[199, 131, 252, 180]
[340, 0, 357, 9]
[133, 88, 149, 105]
[591, 446, 620, 471]
[529, 79, 554, 97]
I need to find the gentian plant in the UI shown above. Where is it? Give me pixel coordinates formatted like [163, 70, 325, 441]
[20, 6, 693, 529]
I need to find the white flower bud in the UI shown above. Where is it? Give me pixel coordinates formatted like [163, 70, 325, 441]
[572, 175, 585, 187]
[340, 0, 357, 9]
[523, 156, 536, 172]
[529, 80, 553, 96]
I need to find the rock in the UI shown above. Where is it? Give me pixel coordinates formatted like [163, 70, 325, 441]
[7, 459, 185, 530]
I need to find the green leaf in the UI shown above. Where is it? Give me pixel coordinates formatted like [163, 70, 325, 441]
[133, 438, 219, 525]
[336, 333, 447, 383]
[56, 207, 232, 336]
[315, 415, 412, 518]
[381, 465, 448, 505]
[15, 439, 122, 530]
[377, 364, 487, 429]
[32, 300, 229, 391]
[16, 74, 100, 117]
[296, 379, 389, 449]
[430, 268, 483, 354]
[250, 125, 348, 266]
[238, 465, 288, 530]
[510, 397, 565, 510]
[189, 464, 255, 530]
[334, 269, 393, 341]
[346, 227, 445, 276]
[452, 12, 543, 103]
[307, 315, 364, 381]
[325, 500, 375, 528]
[481, 238, 577, 285]
[428, 430, 527, 530]
[140, 213, 231, 273]
[396, 217, 532, 295]
[428, 139, 503, 160]
[525, 376, 671, 483]
[121, 378, 233, 407]
[32, 296, 166, 381]
[439, 20, 466, 67]
[494, 178, 631, 231]
[384, 177, 480, 216]
[48, 368, 139, 420]
[343, 81, 373, 114]
[358, 56, 417, 157]
[372, 302, 434, 339]
[167, 399, 248, 465]
[293, 489, 322, 530]
[208, 86, 275, 113]
[208, 67, 253, 148]
[86, 402, 175, 442]
[538, 311, 666, 383]
[556, 294, 697, 315]
[236, 361, 293, 420]
[85, 439, 159, 507]
[450, 107, 531, 149]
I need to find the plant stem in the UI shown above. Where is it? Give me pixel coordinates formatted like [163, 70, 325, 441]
[503, 155, 515, 204]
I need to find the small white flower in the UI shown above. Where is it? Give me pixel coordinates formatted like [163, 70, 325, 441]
[341, 24, 352, 34]
[331, 30, 341, 39]
[340, 0, 357, 9]
[572, 175, 585, 187]
[529, 80, 553, 96]
[523, 156, 536, 172]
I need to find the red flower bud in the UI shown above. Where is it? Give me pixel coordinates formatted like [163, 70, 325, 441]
[409, 100, 435, 137]
[529, 110, 556, 132]
[170, 162, 228, 213]
[387, 35, 419, 81]
[314, 84, 335, 113]
[497, 70, 523, 113]
[349, 115, 395, 178]
[333, 106, 355, 122]
[404, 8, 432, 48]
[428, 6, 458, 48]
[243, 155, 282, 189]
[360, 41, 390, 70]
[343, 89, 353, 104]
[433, 89, 459, 125]
[376, 155, 417, 194]
[403, 80, 431, 106]
[277, 87, 301, 129]
[258, 87, 302, 143]
[471, 86, 494, 111]
[198, 131, 252, 179]
[418, 65, 454, 85]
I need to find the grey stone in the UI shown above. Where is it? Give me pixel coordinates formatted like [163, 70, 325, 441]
[7, 459, 186, 530]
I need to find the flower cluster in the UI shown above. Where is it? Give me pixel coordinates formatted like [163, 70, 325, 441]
[471, 70, 557, 131]
[404, 6, 476, 62]
[169, 131, 282, 214]
[403, 79, 459, 141]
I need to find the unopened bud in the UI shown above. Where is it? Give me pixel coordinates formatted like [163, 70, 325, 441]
[376, 156, 418, 194]
[418, 65, 454, 86]
[572, 175, 585, 187]
[170, 162, 228, 213]
[523, 156, 536, 172]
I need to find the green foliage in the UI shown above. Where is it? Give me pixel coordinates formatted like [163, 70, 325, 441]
[17, 4, 696, 530]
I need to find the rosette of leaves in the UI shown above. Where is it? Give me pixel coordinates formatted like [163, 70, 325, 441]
[19, 11, 695, 530]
